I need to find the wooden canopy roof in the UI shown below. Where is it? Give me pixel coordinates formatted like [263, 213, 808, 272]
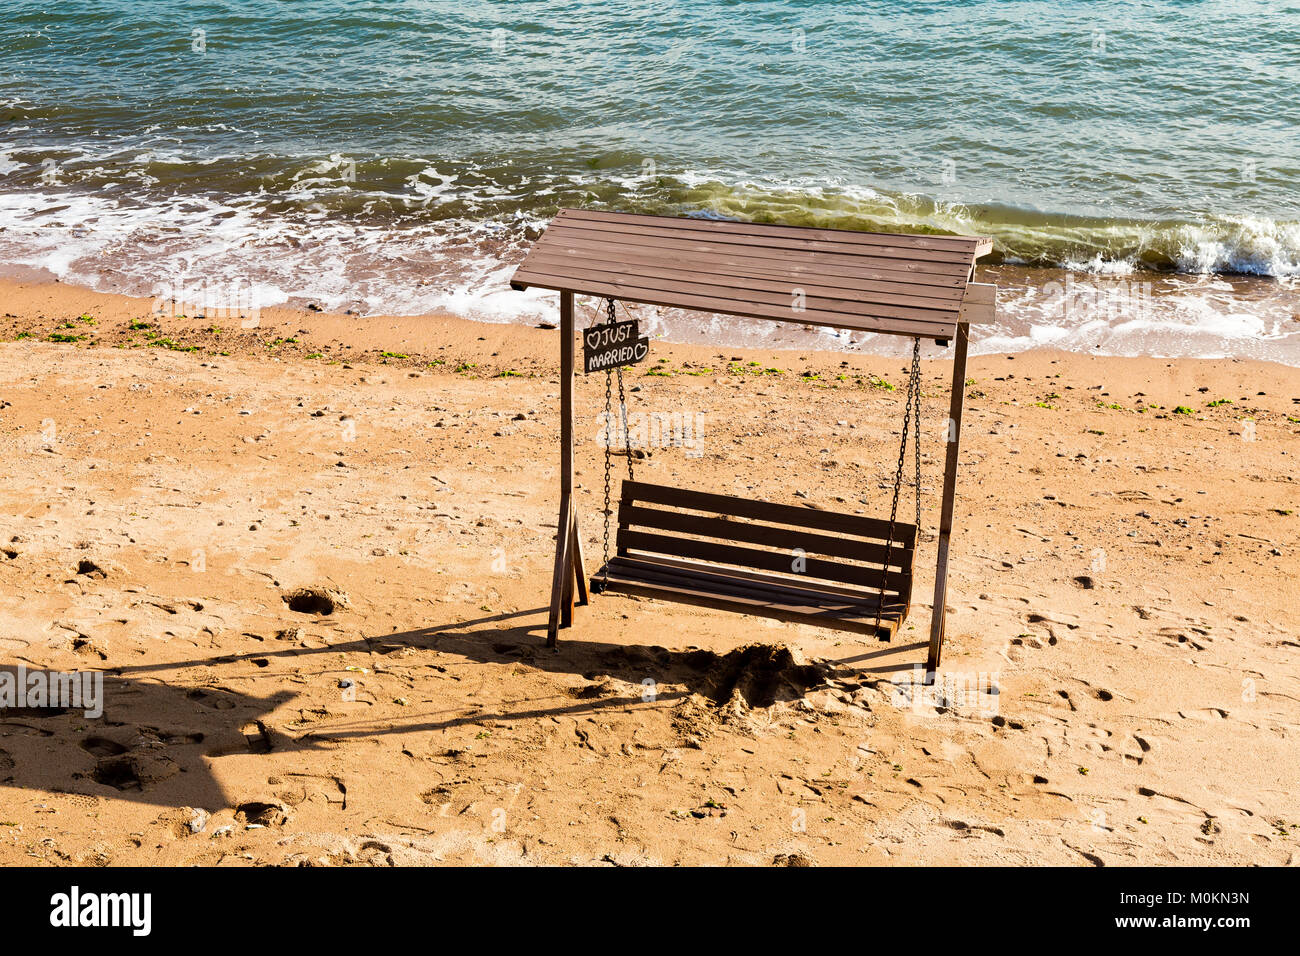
[509, 208, 995, 341]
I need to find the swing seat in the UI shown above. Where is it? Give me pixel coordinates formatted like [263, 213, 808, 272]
[592, 481, 916, 639]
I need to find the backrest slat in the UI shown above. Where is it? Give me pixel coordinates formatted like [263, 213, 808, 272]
[619, 530, 909, 594]
[621, 479, 916, 549]
[619, 503, 910, 568]
[615, 481, 917, 594]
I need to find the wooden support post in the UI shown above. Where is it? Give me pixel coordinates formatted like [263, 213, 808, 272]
[570, 508, 589, 607]
[927, 321, 969, 674]
[546, 291, 577, 646]
[553, 497, 574, 633]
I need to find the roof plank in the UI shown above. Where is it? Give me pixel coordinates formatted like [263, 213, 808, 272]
[553, 219, 976, 265]
[510, 208, 993, 339]
[560, 208, 990, 255]
[524, 252, 966, 310]
[542, 236, 969, 288]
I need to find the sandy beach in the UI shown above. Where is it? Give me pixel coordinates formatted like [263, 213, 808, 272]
[0, 275, 1296, 866]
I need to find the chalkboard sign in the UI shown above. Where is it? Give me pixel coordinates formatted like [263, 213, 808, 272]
[583, 319, 649, 374]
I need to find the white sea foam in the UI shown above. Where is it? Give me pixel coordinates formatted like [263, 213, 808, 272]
[1061, 255, 1138, 275]
[1170, 217, 1300, 276]
[0, 156, 1297, 363]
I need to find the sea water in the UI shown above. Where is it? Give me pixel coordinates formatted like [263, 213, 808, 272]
[1, 0, 1297, 359]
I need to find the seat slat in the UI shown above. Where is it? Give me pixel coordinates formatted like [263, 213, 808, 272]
[600, 577, 892, 637]
[605, 562, 899, 621]
[621, 480, 916, 548]
[610, 554, 907, 607]
[598, 557, 904, 638]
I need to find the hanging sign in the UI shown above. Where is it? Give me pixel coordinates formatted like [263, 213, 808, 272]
[583, 319, 649, 374]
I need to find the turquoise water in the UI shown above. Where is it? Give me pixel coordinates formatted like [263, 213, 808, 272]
[1, 0, 1298, 356]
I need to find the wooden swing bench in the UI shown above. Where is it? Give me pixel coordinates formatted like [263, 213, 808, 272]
[600, 480, 916, 640]
[510, 209, 995, 671]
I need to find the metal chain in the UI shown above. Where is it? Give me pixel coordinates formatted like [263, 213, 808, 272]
[876, 337, 923, 634]
[599, 349, 613, 591]
[914, 342, 922, 538]
[598, 297, 635, 589]
[617, 378, 634, 483]
[598, 299, 615, 590]
[609, 298, 634, 483]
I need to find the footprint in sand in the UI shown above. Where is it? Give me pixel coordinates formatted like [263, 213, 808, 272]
[73, 558, 109, 580]
[241, 720, 272, 754]
[1123, 734, 1154, 764]
[79, 736, 128, 758]
[283, 586, 350, 616]
[1009, 634, 1049, 650]
[276, 773, 346, 811]
[234, 801, 290, 828]
[91, 750, 180, 792]
[134, 726, 205, 746]
[185, 688, 237, 710]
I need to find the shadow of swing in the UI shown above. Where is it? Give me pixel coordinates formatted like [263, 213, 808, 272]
[831, 639, 929, 668]
[0, 607, 921, 812]
[116, 606, 834, 720]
